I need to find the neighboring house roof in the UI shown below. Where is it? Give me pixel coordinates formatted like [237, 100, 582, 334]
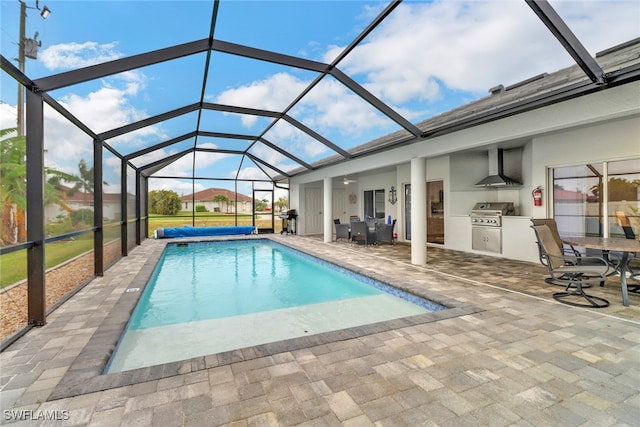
[58, 186, 122, 204]
[554, 188, 587, 201]
[181, 188, 253, 203]
[553, 188, 599, 202]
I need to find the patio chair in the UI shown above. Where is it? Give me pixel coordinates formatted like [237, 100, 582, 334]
[615, 211, 640, 292]
[350, 221, 369, 246]
[334, 219, 350, 242]
[529, 218, 612, 286]
[365, 218, 379, 244]
[616, 211, 636, 240]
[531, 224, 612, 308]
[376, 219, 396, 245]
[530, 219, 580, 262]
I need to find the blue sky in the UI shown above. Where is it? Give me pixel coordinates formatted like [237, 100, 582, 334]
[1, 0, 639, 199]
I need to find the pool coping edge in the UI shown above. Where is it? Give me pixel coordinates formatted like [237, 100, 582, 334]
[48, 236, 484, 401]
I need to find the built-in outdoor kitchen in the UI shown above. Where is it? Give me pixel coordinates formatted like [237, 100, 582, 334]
[445, 145, 540, 263]
[470, 202, 515, 253]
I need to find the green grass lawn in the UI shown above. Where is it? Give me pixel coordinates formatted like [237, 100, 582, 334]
[0, 213, 283, 289]
[0, 238, 94, 289]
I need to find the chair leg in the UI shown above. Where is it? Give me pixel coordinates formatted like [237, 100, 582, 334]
[552, 278, 609, 308]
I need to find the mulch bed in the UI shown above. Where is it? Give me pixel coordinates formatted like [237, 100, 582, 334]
[1, 241, 122, 342]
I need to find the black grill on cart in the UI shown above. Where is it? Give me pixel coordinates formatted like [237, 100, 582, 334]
[279, 209, 298, 235]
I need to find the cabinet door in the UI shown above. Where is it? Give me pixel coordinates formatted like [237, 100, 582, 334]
[485, 228, 502, 253]
[472, 227, 486, 251]
[472, 227, 501, 253]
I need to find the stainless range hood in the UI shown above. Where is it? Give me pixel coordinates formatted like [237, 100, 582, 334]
[475, 148, 521, 187]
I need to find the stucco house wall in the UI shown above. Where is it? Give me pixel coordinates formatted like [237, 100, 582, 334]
[289, 79, 640, 263]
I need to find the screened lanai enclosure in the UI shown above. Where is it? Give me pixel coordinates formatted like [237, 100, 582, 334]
[1, 0, 639, 344]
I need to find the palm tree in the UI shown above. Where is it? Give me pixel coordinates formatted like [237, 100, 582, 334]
[274, 197, 288, 213]
[1, 127, 79, 244]
[66, 159, 95, 224]
[212, 194, 228, 213]
[68, 159, 94, 195]
[1, 128, 27, 244]
[45, 168, 85, 219]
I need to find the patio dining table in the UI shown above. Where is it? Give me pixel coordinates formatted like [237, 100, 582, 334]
[561, 236, 639, 306]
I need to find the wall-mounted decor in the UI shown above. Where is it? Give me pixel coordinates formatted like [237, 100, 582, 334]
[388, 186, 397, 205]
[349, 193, 357, 204]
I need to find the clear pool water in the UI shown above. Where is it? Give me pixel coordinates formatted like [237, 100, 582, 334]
[107, 239, 444, 372]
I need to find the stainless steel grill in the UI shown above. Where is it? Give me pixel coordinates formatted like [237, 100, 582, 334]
[470, 202, 514, 253]
[469, 202, 515, 227]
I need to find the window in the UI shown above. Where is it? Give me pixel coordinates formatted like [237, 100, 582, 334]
[364, 189, 385, 219]
[552, 158, 639, 237]
[608, 158, 640, 238]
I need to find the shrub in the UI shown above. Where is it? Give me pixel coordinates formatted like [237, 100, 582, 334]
[149, 190, 182, 215]
[195, 205, 207, 212]
[70, 209, 94, 226]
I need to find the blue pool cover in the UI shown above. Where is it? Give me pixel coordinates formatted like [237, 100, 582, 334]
[155, 225, 256, 238]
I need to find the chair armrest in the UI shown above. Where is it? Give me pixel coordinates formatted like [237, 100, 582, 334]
[558, 254, 616, 275]
[562, 243, 581, 257]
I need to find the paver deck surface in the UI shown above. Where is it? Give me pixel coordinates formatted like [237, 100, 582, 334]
[1, 235, 639, 426]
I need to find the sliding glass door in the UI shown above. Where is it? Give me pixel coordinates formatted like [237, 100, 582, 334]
[552, 158, 639, 237]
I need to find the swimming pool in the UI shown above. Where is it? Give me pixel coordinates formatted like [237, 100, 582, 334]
[106, 239, 444, 372]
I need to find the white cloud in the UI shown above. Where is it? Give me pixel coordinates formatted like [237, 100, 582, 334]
[209, 0, 640, 149]
[299, 79, 386, 135]
[236, 166, 269, 181]
[147, 178, 206, 195]
[264, 120, 329, 160]
[214, 73, 309, 127]
[36, 77, 165, 179]
[43, 106, 93, 176]
[213, 70, 393, 153]
[38, 40, 155, 137]
[331, 1, 639, 103]
[553, 1, 639, 54]
[40, 41, 121, 70]
[332, 2, 548, 100]
[9, 0, 635, 197]
[249, 143, 297, 173]
[0, 103, 17, 130]
[150, 151, 194, 177]
[56, 72, 151, 135]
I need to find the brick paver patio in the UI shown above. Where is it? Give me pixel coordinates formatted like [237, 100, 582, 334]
[1, 235, 639, 426]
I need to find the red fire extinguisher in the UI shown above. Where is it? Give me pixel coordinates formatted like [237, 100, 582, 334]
[532, 186, 543, 206]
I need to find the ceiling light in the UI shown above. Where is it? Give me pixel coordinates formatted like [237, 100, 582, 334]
[343, 176, 357, 185]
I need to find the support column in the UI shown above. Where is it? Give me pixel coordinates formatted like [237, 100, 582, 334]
[601, 162, 609, 237]
[93, 138, 104, 276]
[411, 157, 427, 265]
[323, 177, 333, 243]
[121, 160, 127, 256]
[142, 177, 149, 238]
[135, 171, 141, 245]
[26, 90, 45, 326]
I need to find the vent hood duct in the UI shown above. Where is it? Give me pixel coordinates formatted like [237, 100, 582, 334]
[475, 148, 522, 187]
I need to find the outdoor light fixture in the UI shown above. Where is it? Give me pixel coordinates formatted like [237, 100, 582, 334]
[388, 186, 397, 205]
[16, 0, 52, 135]
[40, 5, 51, 19]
